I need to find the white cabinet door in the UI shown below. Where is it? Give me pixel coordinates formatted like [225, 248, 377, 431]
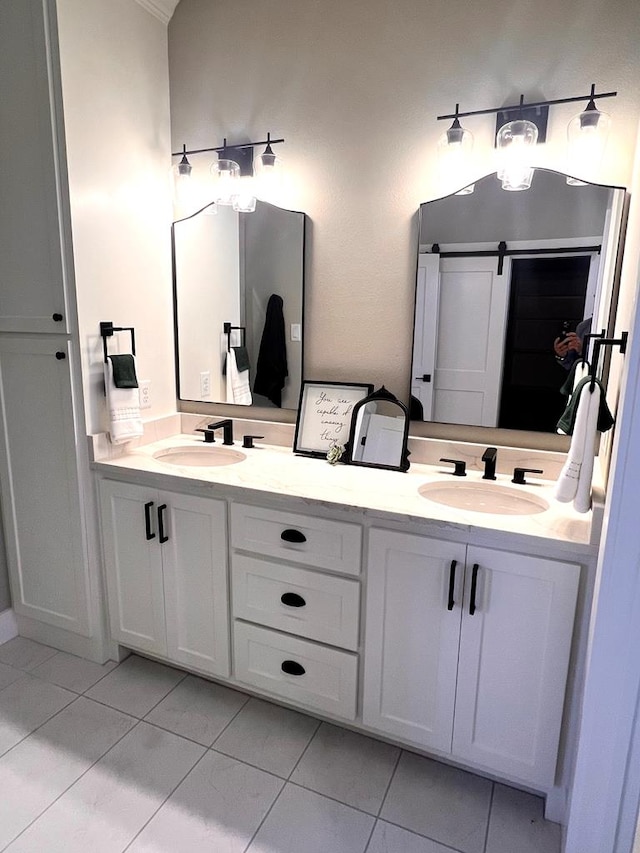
[0, 337, 90, 634]
[453, 546, 579, 786]
[99, 480, 167, 656]
[363, 529, 466, 752]
[162, 493, 229, 677]
[0, 0, 70, 333]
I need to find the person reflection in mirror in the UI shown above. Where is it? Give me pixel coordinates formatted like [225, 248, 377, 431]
[554, 317, 592, 370]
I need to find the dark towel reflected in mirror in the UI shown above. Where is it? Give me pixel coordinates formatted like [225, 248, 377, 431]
[254, 294, 288, 407]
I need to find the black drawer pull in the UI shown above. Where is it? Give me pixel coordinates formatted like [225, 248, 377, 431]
[52, 313, 63, 322]
[157, 504, 169, 543]
[55, 351, 66, 360]
[281, 528, 306, 544]
[144, 501, 155, 540]
[469, 563, 480, 616]
[281, 660, 306, 676]
[281, 592, 306, 608]
[447, 560, 457, 611]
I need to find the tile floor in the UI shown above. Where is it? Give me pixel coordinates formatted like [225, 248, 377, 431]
[0, 637, 562, 853]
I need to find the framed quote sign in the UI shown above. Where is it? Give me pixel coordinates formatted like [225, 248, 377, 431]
[293, 381, 374, 458]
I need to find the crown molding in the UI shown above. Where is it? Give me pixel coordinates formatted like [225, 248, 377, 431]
[132, 0, 180, 25]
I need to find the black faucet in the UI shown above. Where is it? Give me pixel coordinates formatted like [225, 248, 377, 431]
[481, 447, 497, 480]
[206, 419, 234, 445]
[440, 457, 467, 477]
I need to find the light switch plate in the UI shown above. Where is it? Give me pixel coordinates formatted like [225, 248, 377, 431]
[291, 323, 301, 342]
[139, 379, 151, 409]
[200, 371, 211, 397]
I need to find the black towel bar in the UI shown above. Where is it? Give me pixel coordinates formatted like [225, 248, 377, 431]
[223, 322, 246, 352]
[589, 332, 629, 392]
[100, 321, 136, 363]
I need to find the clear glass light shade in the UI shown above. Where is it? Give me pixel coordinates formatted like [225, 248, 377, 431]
[566, 107, 611, 186]
[496, 119, 538, 191]
[437, 121, 474, 192]
[172, 155, 196, 214]
[231, 177, 257, 213]
[210, 158, 241, 205]
[253, 149, 284, 201]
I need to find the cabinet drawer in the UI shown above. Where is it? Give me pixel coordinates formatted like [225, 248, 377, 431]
[233, 622, 358, 720]
[232, 555, 360, 650]
[231, 503, 362, 576]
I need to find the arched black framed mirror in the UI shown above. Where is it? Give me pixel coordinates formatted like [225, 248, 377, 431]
[344, 387, 410, 472]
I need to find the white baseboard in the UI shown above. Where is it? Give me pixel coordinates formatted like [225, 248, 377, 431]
[545, 784, 567, 824]
[0, 609, 18, 645]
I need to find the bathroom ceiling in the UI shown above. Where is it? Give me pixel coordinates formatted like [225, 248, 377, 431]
[133, 0, 180, 25]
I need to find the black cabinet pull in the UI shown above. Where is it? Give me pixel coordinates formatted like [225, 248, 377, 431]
[52, 313, 63, 322]
[281, 528, 306, 544]
[144, 501, 155, 541]
[55, 351, 66, 360]
[157, 504, 169, 543]
[447, 560, 457, 611]
[281, 660, 306, 676]
[469, 563, 480, 616]
[281, 592, 306, 608]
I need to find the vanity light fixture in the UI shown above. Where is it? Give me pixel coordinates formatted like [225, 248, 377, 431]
[437, 105, 475, 195]
[566, 84, 612, 186]
[171, 133, 286, 212]
[435, 86, 617, 191]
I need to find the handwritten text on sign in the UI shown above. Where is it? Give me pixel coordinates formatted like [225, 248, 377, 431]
[296, 383, 370, 454]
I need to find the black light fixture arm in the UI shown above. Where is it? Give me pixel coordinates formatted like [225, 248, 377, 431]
[437, 86, 617, 122]
[171, 135, 285, 159]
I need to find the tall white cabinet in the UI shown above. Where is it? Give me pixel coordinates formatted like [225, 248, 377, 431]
[0, 0, 71, 335]
[0, 0, 97, 651]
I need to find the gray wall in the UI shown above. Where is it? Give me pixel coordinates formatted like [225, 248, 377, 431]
[243, 203, 304, 410]
[0, 505, 10, 612]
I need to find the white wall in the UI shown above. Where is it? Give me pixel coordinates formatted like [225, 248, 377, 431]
[168, 0, 640, 402]
[57, 0, 175, 433]
[564, 113, 640, 853]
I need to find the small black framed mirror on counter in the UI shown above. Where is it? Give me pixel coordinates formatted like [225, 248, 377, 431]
[344, 387, 410, 472]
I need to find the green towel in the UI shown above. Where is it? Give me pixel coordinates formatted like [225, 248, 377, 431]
[557, 376, 614, 435]
[559, 360, 589, 397]
[232, 346, 251, 373]
[108, 354, 138, 389]
[222, 346, 251, 376]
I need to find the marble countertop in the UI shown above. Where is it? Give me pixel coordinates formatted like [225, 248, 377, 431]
[93, 434, 596, 558]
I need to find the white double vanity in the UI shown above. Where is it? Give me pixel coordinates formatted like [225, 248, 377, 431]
[93, 427, 595, 811]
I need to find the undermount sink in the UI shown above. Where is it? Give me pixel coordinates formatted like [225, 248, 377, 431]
[418, 480, 549, 515]
[153, 445, 247, 468]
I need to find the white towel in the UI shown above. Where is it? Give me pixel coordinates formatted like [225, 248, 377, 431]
[554, 381, 600, 512]
[226, 349, 252, 405]
[104, 358, 143, 444]
[573, 361, 590, 391]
